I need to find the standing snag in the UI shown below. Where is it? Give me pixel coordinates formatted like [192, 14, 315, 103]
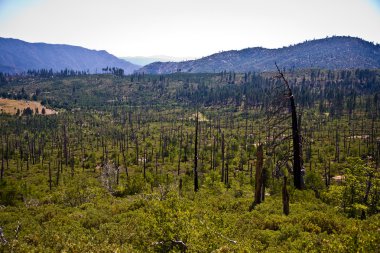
[250, 144, 264, 211]
[282, 176, 290, 215]
[194, 110, 199, 192]
[275, 63, 304, 190]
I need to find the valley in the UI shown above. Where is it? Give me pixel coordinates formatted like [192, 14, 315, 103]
[0, 69, 379, 252]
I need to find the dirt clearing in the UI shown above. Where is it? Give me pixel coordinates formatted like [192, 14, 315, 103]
[0, 98, 57, 115]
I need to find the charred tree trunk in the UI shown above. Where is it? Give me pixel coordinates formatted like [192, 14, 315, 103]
[143, 148, 147, 180]
[48, 161, 52, 190]
[135, 134, 139, 165]
[178, 124, 183, 175]
[63, 124, 68, 166]
[221, 132, 225, 183]
[1, 147, 4, 181]
[212, 135, 216, 170]
[225, 149, 229, 186]
[56, 160, 60, 186]
[276, 63, 304, 190]
[122, 146, 128, 177]
[282, 176, 290, 215]
[179, 178, 183, 197]
[194, 111, 199, 192]
[70, 155, 75, 178]
[250, 144, 264, 211]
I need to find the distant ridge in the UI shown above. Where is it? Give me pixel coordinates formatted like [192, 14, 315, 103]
[121, 55, 195, 66]
[0, 38, 140, 74]
[138, 36, 380, 74]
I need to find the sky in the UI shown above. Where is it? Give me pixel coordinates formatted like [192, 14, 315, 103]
[0, 0, 380, 58]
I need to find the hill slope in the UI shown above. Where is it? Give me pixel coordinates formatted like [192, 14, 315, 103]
[139, 36, 380, 74]
[121, 55, 194, 66]
[0, 38, 140, 74]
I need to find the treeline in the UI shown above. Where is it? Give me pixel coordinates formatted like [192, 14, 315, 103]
[26, 68, 89, 78]
[0, 66, 124, 79]
[1, 69, 379, 119]
[27, 67, 125, 77]
[173, 69, 380, 117]
[0, 72, 9, 86]
[101, 66, 124, 76]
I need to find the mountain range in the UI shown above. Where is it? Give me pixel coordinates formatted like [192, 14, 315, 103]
[139, 36, 380, 74]
[1, 36, 379, 75]
[0, 38, 140, 74]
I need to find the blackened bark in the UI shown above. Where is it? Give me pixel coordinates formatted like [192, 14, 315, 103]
[194, 111, 199, 192]
[63, 124, 68, 166]
[250, 144, 264, 211]
[282, 176, 290, 215]
[1, 148, 4, 181]
[48, 161, 52, 190]
[275, 63, 304, 190]
[56, 160, 60, 186]
[178, 123, 183, 175]
[143, 148, 146, 180]
[221, 132, 225, 183]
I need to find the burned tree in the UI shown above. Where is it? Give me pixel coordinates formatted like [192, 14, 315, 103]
[282, 176, 290, 215]
[249, 144, 264, 211]
[271, 63, 304, 190]
[194, 110, 199, 192]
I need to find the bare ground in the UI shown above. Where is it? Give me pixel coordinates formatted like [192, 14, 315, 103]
[0, 98, 57, 115]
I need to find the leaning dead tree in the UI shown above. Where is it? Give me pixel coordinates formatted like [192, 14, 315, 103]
[265, 63, 304, 191]
[274, 63, 304, 189]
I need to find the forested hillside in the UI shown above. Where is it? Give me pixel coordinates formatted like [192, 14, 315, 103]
[0, 38, 140, 74]
[139, 37, 380, 74]
[0, 69, 379, 252]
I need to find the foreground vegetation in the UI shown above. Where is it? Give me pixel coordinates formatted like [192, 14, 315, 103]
[2, 175, 379, 252]
[0, 69, 379, 252]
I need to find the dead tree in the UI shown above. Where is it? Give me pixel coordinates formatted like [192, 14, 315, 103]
[282, 176, 290, 215]
[275, 63, 304, 190]
[143, 148, 147, 180]
[221, 132, 225, 183]
[63, 124, 68, 166]
[249, 144, 264, 211]
[224, 146, 229, 186]
[178, 122, 183, 175]
[56, 159, 60, 186]
[194, 111, 199, 192]
[1, 146, 4, 181]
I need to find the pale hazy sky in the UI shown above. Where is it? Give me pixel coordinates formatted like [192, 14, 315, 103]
[0, 0, 379, 58]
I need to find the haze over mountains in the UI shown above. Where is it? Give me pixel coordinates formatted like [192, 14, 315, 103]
[121, 55, 195, 66]
[0, 38, 140, 74]
[139, 36, 380, 74]
[0, 36, 379, 75]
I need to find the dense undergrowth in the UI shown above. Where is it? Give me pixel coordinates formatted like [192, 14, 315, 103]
[0, 70, 380, 252]
[1, 168, 379, 252]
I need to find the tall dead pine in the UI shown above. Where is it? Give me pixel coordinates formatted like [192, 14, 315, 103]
[194, 111, 199, 192]
[221, 132, 225, 183]
[275, 63, 304, 190]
